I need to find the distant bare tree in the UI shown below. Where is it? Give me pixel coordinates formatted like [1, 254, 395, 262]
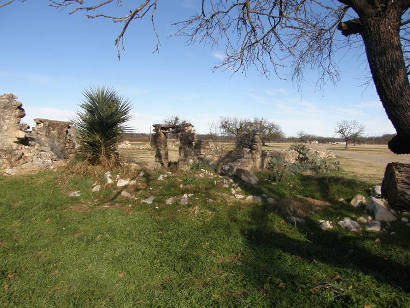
[219, 117, 283, 145]
[163, 116, 183, 127]
[335, 120, 365, 149]
[2, 0, 409, 153]
[208, 121, 221, 139]
[297, 131, 318, 144]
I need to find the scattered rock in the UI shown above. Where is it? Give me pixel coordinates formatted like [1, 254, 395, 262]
[338, 198, 345, 202]
[180, 194, 189, 205]
[166, 197, 175, 205]
[234, 194, 245, 199]
[365, 221, 381, 232]
[104, 171, 113, 184]
[3, 168, 17, 175]
[401, 217, 409, 223]
[372, 185, 382, 198]
[235, 168, 259, 185]
[267, 197, 277, 205]
[117, 179, 130, 187]
[367, 197, 397, 222]
[288, 216, 305, 224]
[319, 220, 333, 231]
[357, 217, 368, 224]
[121, 191, 133, 199]
[69, 191, 81, 198]
[92, 185, 101, 192]
[157, 174, 165, 181]
[350, 194, 366, 207]
[338, 217, 361, 232]
[142, 196, 155, 204]
[138, 171, 144, 177]
[245, 195, 263, 204]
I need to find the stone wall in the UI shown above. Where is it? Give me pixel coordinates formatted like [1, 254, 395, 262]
[0, 94, 28, 149]
[31, 118, 76, 159]
[0, 93, 77, 174]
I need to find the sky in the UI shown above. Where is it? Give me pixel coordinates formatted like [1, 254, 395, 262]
[0, 0, 396, 137]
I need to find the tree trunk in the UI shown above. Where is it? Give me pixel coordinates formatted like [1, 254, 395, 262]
[382, 162, 410, 210]
[359, 6, 410, 154]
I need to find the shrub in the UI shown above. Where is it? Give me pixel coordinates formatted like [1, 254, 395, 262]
[268, 144, 341, 181]
[75, 87, 132, 166]
[267, 155, 300, 182]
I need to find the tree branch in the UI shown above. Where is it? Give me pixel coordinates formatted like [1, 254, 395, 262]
[338, 18, 362, 36]
[0, 0, 17, 8]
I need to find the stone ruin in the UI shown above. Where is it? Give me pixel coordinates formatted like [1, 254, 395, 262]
[216, 131, 268, 176]
[0, 94, 77, 175]
[150, 122, 269, 179]
[150, 122, 199, 169]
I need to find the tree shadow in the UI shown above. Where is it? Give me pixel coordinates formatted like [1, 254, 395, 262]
[229, 175, 410, 299]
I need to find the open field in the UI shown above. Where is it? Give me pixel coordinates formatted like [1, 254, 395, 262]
[266, 143, 410, 184]
[120, 142, 410, 184]
[1, 167, 409, 307]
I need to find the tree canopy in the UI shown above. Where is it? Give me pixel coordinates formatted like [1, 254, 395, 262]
[219, 117, 284, 144]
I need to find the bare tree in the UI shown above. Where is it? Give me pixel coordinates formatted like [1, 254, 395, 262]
[219, 117, 283, 144]
[335, 120, 365, 149]
[163, 116, 186, 127]
[2, 0, 409, 153]
[297, 131, 318, 144]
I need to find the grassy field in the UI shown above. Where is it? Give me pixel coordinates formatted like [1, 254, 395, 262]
[119, 142, 410, 184]
[1, 165, 409, 307]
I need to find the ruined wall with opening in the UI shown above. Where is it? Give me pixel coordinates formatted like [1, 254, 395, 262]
[0, 93, 77, 174]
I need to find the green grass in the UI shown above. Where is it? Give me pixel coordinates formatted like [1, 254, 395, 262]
[0, 169, 409, 307]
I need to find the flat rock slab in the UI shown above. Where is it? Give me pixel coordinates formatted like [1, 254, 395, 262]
[338, 217, 361, 232]
[117, 179, 130, 187]
[245, 195, 263, 204]
[142, 196, 155, 204]
[367, 197, 397, 222]
[365, 221, 381, 232]
[235, 168, 259, 185]
[69, 191, 81, 198]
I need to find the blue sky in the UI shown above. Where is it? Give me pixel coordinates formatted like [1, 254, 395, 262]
[0, 0, 395, 137]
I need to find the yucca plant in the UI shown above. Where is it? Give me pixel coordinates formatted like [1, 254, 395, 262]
[75, 87, 132, 166]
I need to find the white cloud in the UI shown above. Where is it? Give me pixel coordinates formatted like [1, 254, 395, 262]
[264, 88, 288, 96]
[212, 52, 225, 61]
[23, 106, 77, 128]
[0, 71, 56, 86]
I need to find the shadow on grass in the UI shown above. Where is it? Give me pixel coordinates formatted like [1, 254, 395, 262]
[231, 174, 409, 301]
[236, 173, 370, 203]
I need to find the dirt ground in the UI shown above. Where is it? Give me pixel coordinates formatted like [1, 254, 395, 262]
[119, 141, 410, 184]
